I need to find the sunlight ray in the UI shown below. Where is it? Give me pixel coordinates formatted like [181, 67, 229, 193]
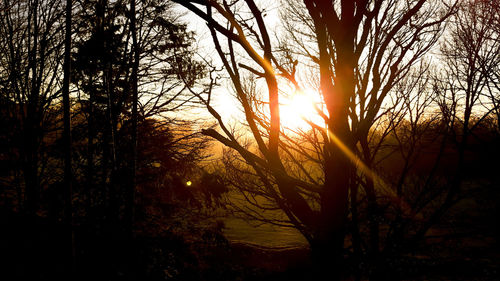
[327, 130, 412, 215]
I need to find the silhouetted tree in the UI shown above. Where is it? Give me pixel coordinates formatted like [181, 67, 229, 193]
[62, 0, 75, 271]
[173, 0, 455, 278]
[418, 0, 500, 240]
[70, 0, 205, 230]
[0, 0, 65, 214]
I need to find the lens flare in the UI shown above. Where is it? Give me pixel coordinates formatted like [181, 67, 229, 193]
[327, 130, 412, 215]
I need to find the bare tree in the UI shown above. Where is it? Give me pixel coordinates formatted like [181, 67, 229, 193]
[62, 0, 76, 272]
[0, 0, 65, 214]
[173, 0, 455, 278]
[419, 0, 500, 240]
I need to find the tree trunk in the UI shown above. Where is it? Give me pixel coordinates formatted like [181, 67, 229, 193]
[24, 0, 41, 216]
[63, 0, 75, 273]
[86, 75, 95, 218]
[127, 0, 139, 236]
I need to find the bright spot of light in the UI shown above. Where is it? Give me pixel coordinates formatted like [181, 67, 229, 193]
[280, 88, 324, 130]
[186, 180, 192, 186]
[290, 93, 315, 118]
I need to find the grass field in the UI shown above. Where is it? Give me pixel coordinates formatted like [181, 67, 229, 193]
[222, 217, 308, 248]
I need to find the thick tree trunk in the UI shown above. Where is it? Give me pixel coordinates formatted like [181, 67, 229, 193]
[313, 100, 354, 280]
[311, 229, 347, 280]
[313, 134, 352, 280]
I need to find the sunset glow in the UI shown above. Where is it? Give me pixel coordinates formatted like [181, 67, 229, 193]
[1, 0, 495, 279]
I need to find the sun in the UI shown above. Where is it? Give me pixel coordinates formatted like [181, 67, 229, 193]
[280, 88, 323, 130]
[210, 85, 324, 131]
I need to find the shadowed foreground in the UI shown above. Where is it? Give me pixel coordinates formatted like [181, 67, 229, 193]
[1, 204, 498, 281]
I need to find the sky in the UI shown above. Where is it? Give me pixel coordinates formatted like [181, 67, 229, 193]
[174, 1, 327, 132]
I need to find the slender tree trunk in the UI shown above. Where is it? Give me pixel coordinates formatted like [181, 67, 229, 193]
[24, 0, 40, 216]
[105, 63, 119, 222]
[359, 136, 381, 260]
[86, 76, 94, 218]
[364, 171, 380, 258]
[23, 131, 39, 215]
[63, 0, 75, 273]
[127, 0, 139, 236]
[350, 173, 362, 281]
[95, 0, 110, 221]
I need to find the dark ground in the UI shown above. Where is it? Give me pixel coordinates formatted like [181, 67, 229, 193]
[0, 205, 499, 281]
